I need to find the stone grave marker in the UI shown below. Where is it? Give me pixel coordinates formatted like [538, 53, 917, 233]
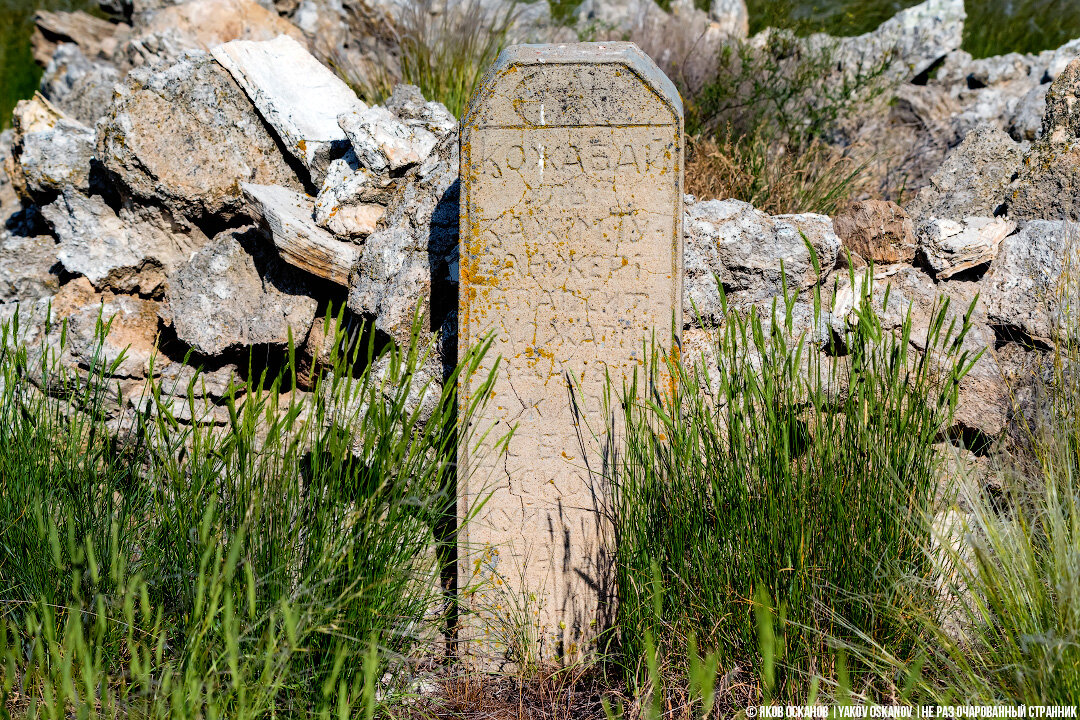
[458, 42, 683, 663]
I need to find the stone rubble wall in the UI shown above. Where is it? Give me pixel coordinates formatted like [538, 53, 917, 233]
[0, 0, 1077, 465]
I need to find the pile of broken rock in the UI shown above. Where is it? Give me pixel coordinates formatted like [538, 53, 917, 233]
[2, 30, 459, 425]
[0, 0, 1077, 469]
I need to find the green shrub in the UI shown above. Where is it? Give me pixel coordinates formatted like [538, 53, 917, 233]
[609, 270, 979, 702]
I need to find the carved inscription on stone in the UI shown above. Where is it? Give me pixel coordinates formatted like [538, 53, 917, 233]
[458, 43, 683, 663]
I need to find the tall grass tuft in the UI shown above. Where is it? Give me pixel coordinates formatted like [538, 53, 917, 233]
[840, 228, 1080, 703]
[609, 270, 979, 703]
[343, 0, 522, 118]
[397, 0, 522, 118]
[0, 305, 496, 717]
[685, 132, 868, 216]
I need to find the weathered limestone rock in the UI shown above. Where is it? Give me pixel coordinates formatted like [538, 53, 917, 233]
[1008, 59, 1080, 221]
[66, 292, 161, 380]
[578, 0, 748, 94]
[98, 51, 301, 222]
[906, 123, 1022, 221]
[17, 116, 95, 197]
[684, 199, 840, 324]
[242, 183, 361, 285]
[0, 234, 59, 302]
[0, 131, 19, 221]
[710, 0, 749, 37]
[39, 44, 122, 126]
[125, 0, 306, 66]
[157, 361, 240, 402]
[166, 227, 319, 356]
[578, 0, 747, 39]
[918, 216, 1015, 279]
[983, 220, 1076, 345]
[41, 188, 209, 296]
[346, 131, 459, 346]
[32, 10, 126, 66]
[831, 0, 965, 84]
[829, 265, 1010, 438]
[212, 35, 366, 184]
[383, 84, 458, 139]
[6, 94, 66, 200]
[833, 200, 916, 264]
[313, 153, 390, 238]
[338, 105, 438, 174]
[926, 37, 1080, 146]
[459, 42, 683, 662]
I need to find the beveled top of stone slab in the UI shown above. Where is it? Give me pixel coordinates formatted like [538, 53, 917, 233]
[463, 41, 682, 130]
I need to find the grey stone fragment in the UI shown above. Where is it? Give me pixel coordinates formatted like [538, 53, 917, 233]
[242, 182, 361, 285]
[98, 50, 301, 222]
[313, 151, 390, 238]
[338, 105, 438, 174]
[578, 0, 746, 94]
[917, 216, 1015, 279]
[157, 361, 240, 400]
[799, 0, 965, 85]
[18, 117, 95, 196]
[38, 43, 121, 126]
[166, 227, 319, 356]
[0, 131, 22, 223]
[121, 0, 306, 67]
[684, 199, 840, 324]
[0, 233, 59, 302]
[347, 133, 458, 346]
[41, 187, 209, 296]
[1008, 60, 1080, 221]
[983, 220, 1076, 345]
[830, 264, 1009, 437]
[384, 84, 458, 139]
[211, 35, 366, 185]
[1007, 83, 1048, 143]
[710, 0, 749, 35]
[906, 123, 1022, 221]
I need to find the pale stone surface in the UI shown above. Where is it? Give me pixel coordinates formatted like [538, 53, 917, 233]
[98, 51, 301, 222]
[313, 152, 391, 238]
[983, 220, 1077, 345]
[31, 10, 124, 65]
[832, 0, 965, 84]
[1008, 60, 1080, 221]
[124, 0, 306, 67]
[338, 105, 438, 174]
[39, 44, 121, 126]
[458, 42, 683, 663]
[242, 182, 361, 285]
[0, 234, 59, 302]
[917, 216, 1015, 279]
[906, 123, 1022, 222]
[684, 199, 840, 324]
[212, 35, 366, 184]
[42, 187, 210, 296]
[346, 130, 459, 347]
[17, 116, 95, 196]
[65, 292, 162, 380]
[166, 227, 319, 356]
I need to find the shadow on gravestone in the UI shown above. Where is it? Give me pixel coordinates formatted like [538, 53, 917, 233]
[457, 41, 684, 668]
